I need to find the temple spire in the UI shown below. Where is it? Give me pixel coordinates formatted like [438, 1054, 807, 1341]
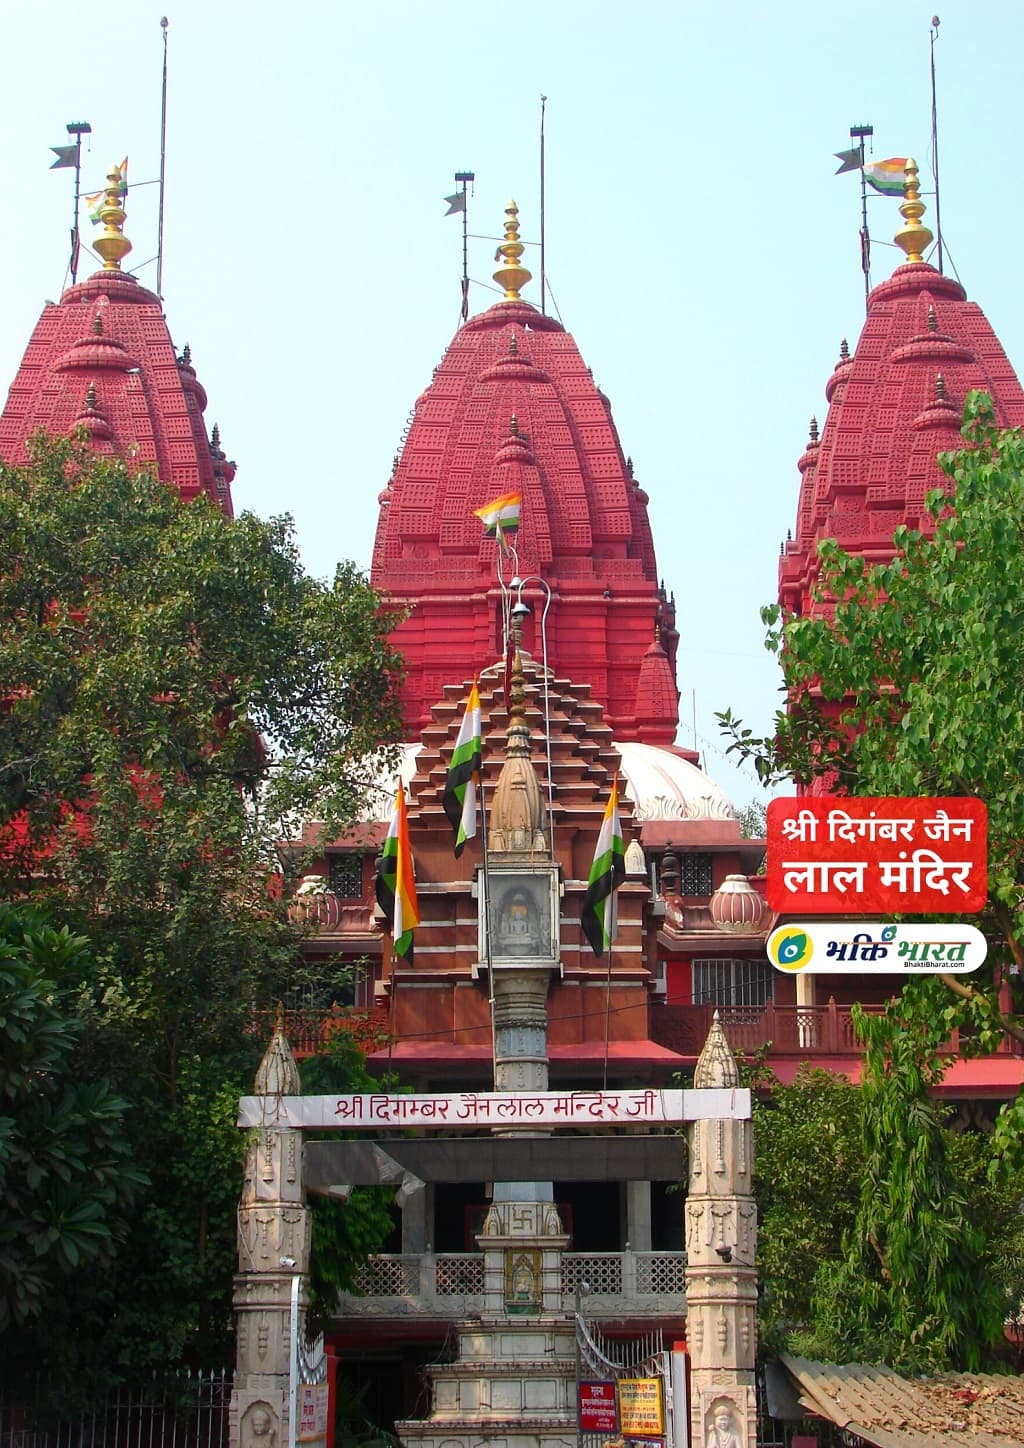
[92, 163, 132, 272]
[493, 200, 532, 301]
[893, 157, 934, 265]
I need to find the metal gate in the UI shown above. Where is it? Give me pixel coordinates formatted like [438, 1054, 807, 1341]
[576, 1315, 681, 1448]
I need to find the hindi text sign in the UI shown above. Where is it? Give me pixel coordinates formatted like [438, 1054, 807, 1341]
[579, 1381, 619, 1433]
[617, 1378, 664, 1438]
[237, 1087, 750, 1131]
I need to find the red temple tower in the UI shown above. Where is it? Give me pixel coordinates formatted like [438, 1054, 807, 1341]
[371, 201, 679, 746]
[780, 158, 1024, 618]
[0, 164, 234, 512]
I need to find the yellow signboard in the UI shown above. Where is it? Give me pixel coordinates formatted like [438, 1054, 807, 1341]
[617, 1378, 664, 1437]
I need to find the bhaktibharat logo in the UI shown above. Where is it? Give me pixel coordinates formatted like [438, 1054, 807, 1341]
[766, 922, 987, 975]
[767, 928, 814, 972]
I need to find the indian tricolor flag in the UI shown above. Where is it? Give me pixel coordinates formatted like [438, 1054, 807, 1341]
[474, 491, 521, 553]
[863, 158, 907, 197]
[580, 779, 626, 957]
[375, 787, 420, 960]
[442, 680, 482, 857]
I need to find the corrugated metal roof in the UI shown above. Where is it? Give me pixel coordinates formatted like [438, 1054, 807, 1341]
[779, 1354, 1024, 1448]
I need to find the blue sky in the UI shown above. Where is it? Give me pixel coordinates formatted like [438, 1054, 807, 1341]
[1, 1, 1020, 808]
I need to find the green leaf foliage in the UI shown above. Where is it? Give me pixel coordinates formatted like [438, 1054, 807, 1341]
[0, 902, 141, 1332]
[753, 1058, 1022, 1371]
[0, 439, 404, 1394]
[720, 395, 1024, 995]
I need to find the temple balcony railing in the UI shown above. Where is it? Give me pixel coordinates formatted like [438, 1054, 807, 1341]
[334, 1250, 687, 1322]
[650, 1001, 1024, 1059]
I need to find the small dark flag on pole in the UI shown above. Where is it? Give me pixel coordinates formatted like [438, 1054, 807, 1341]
[50, 145, 78, 170]
[834, 147, 862, 175]
[444, 191, 467, 216]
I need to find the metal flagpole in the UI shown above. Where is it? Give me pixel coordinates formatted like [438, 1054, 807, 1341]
[852, 123, 873, 312]
[540, 94, 547, 316]
[478, 771, 499, 1087]
[930, 15, 944, 274]
[157, 16, 169, 300]
[51, 121, 92, 285]
[456, 170, 474, 323]
[835, 123, 873, 312]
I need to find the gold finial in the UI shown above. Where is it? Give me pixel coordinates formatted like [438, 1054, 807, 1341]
[86, 382, 97, 411]
[894, 158, 933, 265]
[493, 199, 532, 301]
[92, 164, 132, 272]
[927, 304, 938, 333]
[935, 371, 946, 401]
[509, 412, 519, 435]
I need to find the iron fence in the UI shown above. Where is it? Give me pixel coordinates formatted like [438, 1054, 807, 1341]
[0, 1369, 231, 1448]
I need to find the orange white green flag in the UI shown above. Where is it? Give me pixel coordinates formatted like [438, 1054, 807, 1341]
[580, 778, 626, 957]
[474, 491, 521, 553]
[863, 157, 907, 197]
[442, 680, 482, 857]
[375, 786, 420, 959]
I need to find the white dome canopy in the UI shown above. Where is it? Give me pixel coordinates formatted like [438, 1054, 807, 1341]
[616, 741, 736, 822]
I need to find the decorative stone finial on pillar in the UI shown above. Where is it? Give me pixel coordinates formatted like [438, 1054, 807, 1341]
[488, 650, 548, 856]
[686, 1016, 758, 1448]
[230, 1018, 310, 1448]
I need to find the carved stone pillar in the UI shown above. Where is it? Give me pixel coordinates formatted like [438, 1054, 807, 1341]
[231, 1018, 310, 1448]
[685, 1014, 758, 1448]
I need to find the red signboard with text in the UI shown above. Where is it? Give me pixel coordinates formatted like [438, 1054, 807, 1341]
[767, 797, 987, 915]
[579, 1381, 619, 1434]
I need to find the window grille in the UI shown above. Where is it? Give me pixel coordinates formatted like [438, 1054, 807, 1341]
[692, 958, 774, 1008]
[328, 854, 363, 897]
[678, 852, 713, 895]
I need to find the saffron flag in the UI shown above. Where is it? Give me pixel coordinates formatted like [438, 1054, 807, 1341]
[580, 780, 626, 957]
[85, 190, 105, 225]
[863, 157, 907, 197]
[116, 157, 128, 196]
[375, 787, 420, 959]
[442, 681, 482, 857]
[474, 491, 521, 537]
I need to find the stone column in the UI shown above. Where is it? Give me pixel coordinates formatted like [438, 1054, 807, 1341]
[685, 1013, 758, 1448]
[231, 1019, 310, 1448]
[492, 967, 553, 1203]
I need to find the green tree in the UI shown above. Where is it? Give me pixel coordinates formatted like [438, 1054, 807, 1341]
[0, 437, 403, 1388]
[0, 902, 142, 1331]
[752, 1065, 862, 1343]
[807, 1006, 1005, 1371]
[720, 392, 1024, 1365]
[752, 1061, 1021, 1370]
[719, 391, 1024, 1099]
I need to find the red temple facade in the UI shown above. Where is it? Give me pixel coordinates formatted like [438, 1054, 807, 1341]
[0, 166, 234, 515]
